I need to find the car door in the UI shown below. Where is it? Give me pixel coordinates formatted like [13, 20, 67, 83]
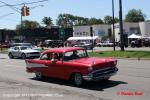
[45, 53, 69, 79]
[38, 53, 57, 77]
[12, 47, 20, 57]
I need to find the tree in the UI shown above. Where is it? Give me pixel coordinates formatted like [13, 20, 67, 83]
[104, 15, 119, 24]
[56, 14, 75, 27]
[56, 13, 105, 27]
[88, 17, 103, 25]
[125, 9, 146, 22]
[42, 17, 53, 28]
[16, 20, 40, 34]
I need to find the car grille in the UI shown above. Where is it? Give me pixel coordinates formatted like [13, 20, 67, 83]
[91, 67, 118, 78]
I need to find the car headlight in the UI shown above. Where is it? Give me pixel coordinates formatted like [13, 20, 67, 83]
[113, 60, 117, 66]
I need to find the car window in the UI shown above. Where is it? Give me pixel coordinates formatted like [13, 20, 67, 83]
[53, 53, 63, 61]
[40, 53, 52, 60]
[64, 50, 88, 61]
[20, 47, 32, 50]
[14, 47, 19, 50]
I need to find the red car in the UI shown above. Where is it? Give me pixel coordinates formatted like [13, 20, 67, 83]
[25, 47, 118, 86]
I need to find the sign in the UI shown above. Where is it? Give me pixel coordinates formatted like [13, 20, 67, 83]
[59, 28, 65, 40]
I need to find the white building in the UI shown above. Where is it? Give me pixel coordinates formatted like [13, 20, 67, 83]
[72, 22, 150, 42]
[73, 24, 111, 38]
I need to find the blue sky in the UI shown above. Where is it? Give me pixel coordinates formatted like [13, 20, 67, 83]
[0, 0, 149, 29]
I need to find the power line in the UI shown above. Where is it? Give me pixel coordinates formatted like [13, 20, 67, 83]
[0, 1, 20, 13]
[0, 0, 48, 7]
[0, 13, 14, 19]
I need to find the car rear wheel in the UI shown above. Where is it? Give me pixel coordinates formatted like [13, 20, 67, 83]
[35, 72, 43, 79]
[21, 53, 26, 59]
[8, 53, 14, 59]
[73, 73, 83, 86]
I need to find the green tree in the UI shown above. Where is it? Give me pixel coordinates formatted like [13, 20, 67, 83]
[16, 20, 40, 30]
[42, 17, 53, 28]
[16, 20, 40, 34]
[88, 17, 103, 25]
[104, 15, 119, 24]
[125, 9, 146, 22]
[56, 13, 75, 27]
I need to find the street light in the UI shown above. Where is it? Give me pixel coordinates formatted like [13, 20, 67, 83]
[112, 0, 115, 51]
[119, 0, 124, 51]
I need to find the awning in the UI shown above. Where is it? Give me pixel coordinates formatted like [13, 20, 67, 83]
[67, 36, 98, 41]
[128, 34, 142, 39]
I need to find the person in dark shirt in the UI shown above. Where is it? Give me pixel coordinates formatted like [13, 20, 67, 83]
[70, 51, 79, 59]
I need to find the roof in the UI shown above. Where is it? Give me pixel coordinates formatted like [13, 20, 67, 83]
[43, 47, 85, 54]
[128, 34, 142, 39]
[67, 36, 98, 41]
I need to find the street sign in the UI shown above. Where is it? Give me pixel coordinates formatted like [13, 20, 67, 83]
[59, 28, 65, 40]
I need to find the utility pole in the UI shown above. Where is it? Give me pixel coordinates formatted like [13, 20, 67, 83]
[119, 0, 124, 51]
[112, 0, 115, 51]
[90, 26, 93, 52]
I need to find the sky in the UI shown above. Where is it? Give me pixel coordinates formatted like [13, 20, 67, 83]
[0, 0, 150, 29]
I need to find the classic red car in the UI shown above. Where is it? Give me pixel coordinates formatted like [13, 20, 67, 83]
[25, 47, 118, 86]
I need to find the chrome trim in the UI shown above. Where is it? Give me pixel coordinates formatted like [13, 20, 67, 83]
[83, 67, 118, 81]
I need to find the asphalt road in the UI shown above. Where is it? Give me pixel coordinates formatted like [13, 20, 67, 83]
[0, 53, 150, 100]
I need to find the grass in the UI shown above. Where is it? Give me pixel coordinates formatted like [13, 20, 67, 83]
[1, 48, 150, 59]
[88, 51, 150, 59]
[0, 48, 8, 54]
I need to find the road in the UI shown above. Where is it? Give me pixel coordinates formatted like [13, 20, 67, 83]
[0, 53, 150, 100]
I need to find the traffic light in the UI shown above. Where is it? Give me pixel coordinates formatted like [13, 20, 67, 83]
[26, 7, 30, 16]
[21, 7, 25, 16]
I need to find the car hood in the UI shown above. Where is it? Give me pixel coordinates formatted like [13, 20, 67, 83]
[21, 49, 40, 53]
[70, 57, 116, 68]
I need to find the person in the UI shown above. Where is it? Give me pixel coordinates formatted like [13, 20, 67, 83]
[47, 53, 52, 60]
[70, 51, 79, 59]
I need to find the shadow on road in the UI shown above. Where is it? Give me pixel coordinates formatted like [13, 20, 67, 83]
[30, 77, 127, 91]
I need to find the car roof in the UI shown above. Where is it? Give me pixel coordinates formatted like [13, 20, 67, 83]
[43, 47, 85, 54]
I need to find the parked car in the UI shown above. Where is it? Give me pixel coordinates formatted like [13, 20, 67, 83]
[8, 46, 41, 59]
[0, 43, 9, 48]
[25, 47, 118, 86]
[9, 43, 41, 51]
[74, 42, 94, 49]
[97, 41, 114, 47]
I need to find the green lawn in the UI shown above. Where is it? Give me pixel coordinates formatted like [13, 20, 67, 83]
[88, 51, 150, 59]
[1, 48, 150, 59]
[0, 48, 8, 53]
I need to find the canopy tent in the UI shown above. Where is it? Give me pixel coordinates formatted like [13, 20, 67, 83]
[128, 34, 142, 39]
[67, 36, 98, 41]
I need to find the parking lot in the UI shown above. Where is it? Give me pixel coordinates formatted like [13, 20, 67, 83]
[0, 53, 150, 100]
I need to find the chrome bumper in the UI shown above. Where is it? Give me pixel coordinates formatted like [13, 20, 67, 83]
[83, 67, 118, 81]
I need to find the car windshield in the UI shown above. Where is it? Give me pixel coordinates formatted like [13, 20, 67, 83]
[64, 49, 88, 61]
[20, 46, 32, 50]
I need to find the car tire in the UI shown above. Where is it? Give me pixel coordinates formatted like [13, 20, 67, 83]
[102, 77, 110, 82]
[35, 72, 43, 80]
[21, 53, 26, 59]
[8, 53, 14, 59]
[72, 73, 83, 86]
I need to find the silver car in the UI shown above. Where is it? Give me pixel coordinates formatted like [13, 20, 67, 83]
[8, 46, 41, 59]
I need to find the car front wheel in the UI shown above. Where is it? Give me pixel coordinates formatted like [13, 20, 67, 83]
[8, 53, 14, 59]
[21, 53, 26, 59]
[35, 72, 43, 80]
[73, 73, 83, 86]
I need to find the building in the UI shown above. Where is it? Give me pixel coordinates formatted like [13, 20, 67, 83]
[73, 24, 111, 40]
[73, 22, 150, 43]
